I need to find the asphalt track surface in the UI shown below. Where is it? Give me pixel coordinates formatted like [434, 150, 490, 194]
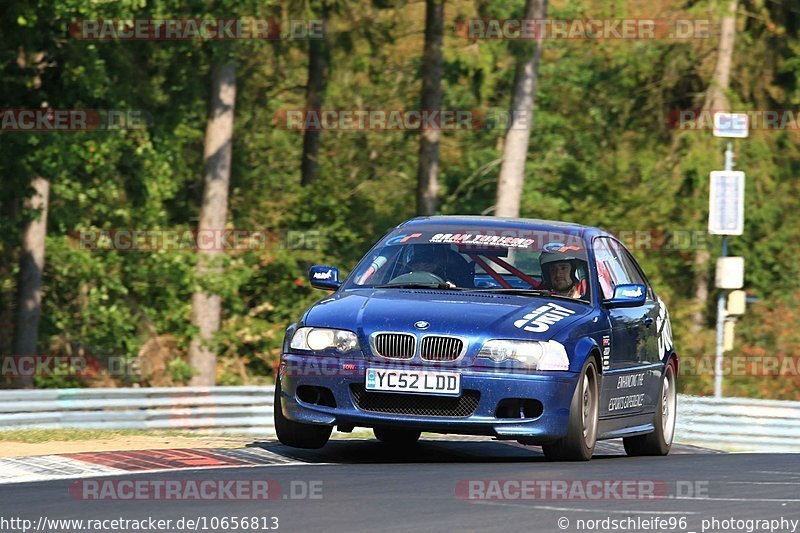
[1, 438, 799, 533]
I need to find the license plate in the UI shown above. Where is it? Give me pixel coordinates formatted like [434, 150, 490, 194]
[365, 368, 461, 396]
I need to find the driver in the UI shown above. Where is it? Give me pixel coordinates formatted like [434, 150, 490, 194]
[540, 244, 588, 299]
[405, 244, 443, 276]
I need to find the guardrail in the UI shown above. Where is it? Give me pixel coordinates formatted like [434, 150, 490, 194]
[676, 395, 800, 452]
[1, 388, 799, 451]
[0, 386, 275, 435]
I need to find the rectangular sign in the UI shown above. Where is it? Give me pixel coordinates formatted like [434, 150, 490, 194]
[713, 112, 749, 138]
[365, 368, 461, 396]
[716, 256, 745, 289]
[708, 170, 745, 235]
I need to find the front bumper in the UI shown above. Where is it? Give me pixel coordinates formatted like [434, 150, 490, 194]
[278, 354, 579, 443]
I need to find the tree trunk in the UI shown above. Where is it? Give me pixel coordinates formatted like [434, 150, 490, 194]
[494, 0, 547, 218]
[415, 0, 444, 216]
[300, 4, 330, 186]
[691, 0, 737, 334]
[703, 0, 737, 112]
[188, 64, 236, 386]
[14, 177, 50, 389]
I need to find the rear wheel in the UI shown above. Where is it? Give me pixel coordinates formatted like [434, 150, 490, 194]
[274, 378, 332, 449]
[373, 427, 421, 445]
[542, 358, 599, 461]
[623, 361, 676, 456]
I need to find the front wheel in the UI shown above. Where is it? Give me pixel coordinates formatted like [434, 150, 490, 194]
[623, 361, 677, 456]
[542, 358, 599, 461]
[274, 378, 332, 449]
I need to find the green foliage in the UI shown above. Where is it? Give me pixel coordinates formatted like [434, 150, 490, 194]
[168, 357, 196, 384]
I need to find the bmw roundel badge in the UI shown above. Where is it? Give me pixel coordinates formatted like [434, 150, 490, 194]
[414, 321, 430, 330]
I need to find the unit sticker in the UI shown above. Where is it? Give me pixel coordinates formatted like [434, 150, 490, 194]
[656, 297, 673, 356]
[513, 303, 576, 333]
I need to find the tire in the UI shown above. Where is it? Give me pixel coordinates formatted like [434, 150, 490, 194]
[373, 426, 421, 445]
[542, 358, 600, 461]
[274, 378, 332, 449]
[623, 361, 677, 457]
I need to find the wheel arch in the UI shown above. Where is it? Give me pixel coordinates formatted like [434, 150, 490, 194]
[664, 350, 678, 375]
[572, 336, 603, 374]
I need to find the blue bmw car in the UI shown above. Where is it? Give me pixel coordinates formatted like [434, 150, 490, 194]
[275, 216, 677, 461]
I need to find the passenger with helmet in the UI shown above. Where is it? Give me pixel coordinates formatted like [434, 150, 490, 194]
[539, 244, 588, 299]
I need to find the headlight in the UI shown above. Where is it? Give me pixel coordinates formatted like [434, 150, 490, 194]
[290, 327, 360, 353]
[477, 340, 569, 371]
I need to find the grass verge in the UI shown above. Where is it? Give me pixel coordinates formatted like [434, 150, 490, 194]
[0, 428, 231, 443]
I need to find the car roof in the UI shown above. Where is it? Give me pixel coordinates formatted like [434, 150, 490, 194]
[397, 215, 614, 239]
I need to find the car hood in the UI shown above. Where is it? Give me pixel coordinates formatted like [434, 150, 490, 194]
[303, 288, 591, 350]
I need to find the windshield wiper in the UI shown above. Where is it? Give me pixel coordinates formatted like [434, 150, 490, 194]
[465, 288, 553, 297]
[374, 282, 461, 290]
[465, 288, 587, 302]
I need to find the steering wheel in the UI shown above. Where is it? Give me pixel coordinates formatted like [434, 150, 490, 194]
[386, 271, 446, 285]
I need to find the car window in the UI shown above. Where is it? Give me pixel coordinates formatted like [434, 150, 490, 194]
[593, 237, 653, 300]
[615, 243, 655, 300]
[609, 240, 646, 286]
[593, 238, 632, 299]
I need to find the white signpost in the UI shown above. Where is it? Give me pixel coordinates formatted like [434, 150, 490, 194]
[713, 112, 749, 138]
[708, 170, 745, 235]
[711, 117, 748, 398]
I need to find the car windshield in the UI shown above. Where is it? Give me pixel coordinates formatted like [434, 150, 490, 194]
[346, 227, 591, 301]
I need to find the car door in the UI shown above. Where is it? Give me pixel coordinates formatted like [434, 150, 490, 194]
[615, 243, 663, 412]
[593, 237, 653, 417]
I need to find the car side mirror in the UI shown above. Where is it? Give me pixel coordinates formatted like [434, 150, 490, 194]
[604, 283, 646, 308]
[309, 265, 341, 290]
